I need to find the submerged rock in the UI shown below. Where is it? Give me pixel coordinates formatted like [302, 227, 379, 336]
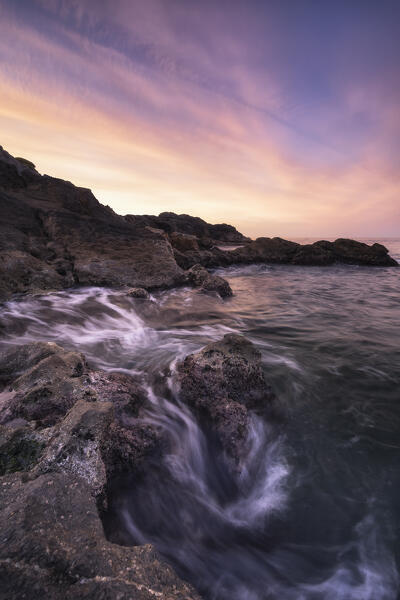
[185, 264, 233, 298]
[176, 334, 275, 463]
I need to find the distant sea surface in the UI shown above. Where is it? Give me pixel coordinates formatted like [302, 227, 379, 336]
[1, 238, 399, 599]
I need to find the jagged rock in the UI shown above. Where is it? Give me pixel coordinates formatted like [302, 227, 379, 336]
[0, 146, 183, 302]
[0, 426, 45, 476]
[125, 211, 250, 244]
[0, 471, 200, 600]
[0, 343, 159, 493]
[176, 334, 275, 463]
[0, 343, 89, 427]
[185, 264, 232, 298]
[0, 341, 196, 598]
[228, 237, 398, 267]
[0, 145, 396, 304]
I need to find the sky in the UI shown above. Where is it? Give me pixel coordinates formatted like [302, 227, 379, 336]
[0, 0, 399, 238]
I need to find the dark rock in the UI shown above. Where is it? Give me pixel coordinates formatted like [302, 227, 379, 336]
[0, 472, 200, 600]
[125, 211, 250, 244]
[192, 236, 398, 268]
[186, 264, 232, 298]
[0, 341, 197, 598]
[15, 157, 37, 171]
[0, 146, 183, 301]
[0, 343, 89, 427]
[1, 144, 395, 304]
[0, 342, 160, 493]
[0, 426, 45, 475]
[229, 237, 300, 264]
[125, 287, 150, 299]
[176, 334, 275, 463]
[169, 231, 200, 253]
[331, 238, 398, 266]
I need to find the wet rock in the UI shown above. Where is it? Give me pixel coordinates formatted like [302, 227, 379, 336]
[125, 287, 150, 299]
[0, 471, 200, 600]
[176, 334, 275, 463]
[186, 264, 232, 298]
[0, 426, 44, 475]
[0, 343, 150, 430]
[0, 341, 195, 598]
[0, 343, 89, 427]
[0, 343, 161, 493]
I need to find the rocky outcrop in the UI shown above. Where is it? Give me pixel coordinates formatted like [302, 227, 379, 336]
[0, 144, 396, 303]
[176, 334, 275, 465]
[185, 264, 233, 298]
[0, 341, 199, 599]
[125, 212, 250, 245]
[175, 236, 398, 269]
[0, 343, 159, 486]
[0, 146, 183, 302]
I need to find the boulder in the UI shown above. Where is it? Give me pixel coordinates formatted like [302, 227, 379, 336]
[185, 264, 232, 298]
[176, 334, 275, 463]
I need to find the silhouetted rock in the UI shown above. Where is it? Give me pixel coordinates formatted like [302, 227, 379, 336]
[182, 237, 398, 269]
[185, 264, 232, 298]
[176, 334, 275, 464]
[0, 146, 183, 301]
[125, 211, 250, 244]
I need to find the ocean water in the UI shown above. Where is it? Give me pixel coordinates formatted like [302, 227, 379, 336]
[1, 239, 399, 600]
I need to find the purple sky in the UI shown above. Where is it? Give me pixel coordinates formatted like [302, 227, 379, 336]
[0, 0, 399, 237]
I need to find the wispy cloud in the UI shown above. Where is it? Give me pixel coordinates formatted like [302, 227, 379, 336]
[0, 0, 399, 236]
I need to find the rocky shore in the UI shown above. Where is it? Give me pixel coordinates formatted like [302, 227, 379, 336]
[0, 147, 398, 598]
[0, 146, 396, 302]
[0, 333, 275, 599]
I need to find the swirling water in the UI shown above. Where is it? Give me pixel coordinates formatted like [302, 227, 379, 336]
[1, 239, 400, 599]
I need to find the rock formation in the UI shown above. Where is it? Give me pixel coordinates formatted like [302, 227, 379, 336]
[0, 145, 397, 303]
[176, 334, 276, 465]
[0, 341, 200, 599]
[185, 264, 233, 298]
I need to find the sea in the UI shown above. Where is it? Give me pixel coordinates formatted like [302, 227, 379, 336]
[1, 238, 399, 600]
